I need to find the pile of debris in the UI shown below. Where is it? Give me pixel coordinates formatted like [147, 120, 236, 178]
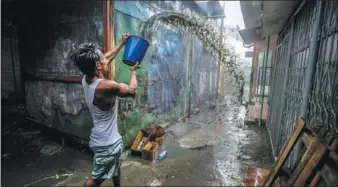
[130, 124, 165, 161]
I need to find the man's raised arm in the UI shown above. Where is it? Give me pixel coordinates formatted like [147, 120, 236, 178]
[104, 33, 130, 64]
[101, 62, 139, 97]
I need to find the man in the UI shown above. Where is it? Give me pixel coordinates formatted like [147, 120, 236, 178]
[71, 33, 139, 187]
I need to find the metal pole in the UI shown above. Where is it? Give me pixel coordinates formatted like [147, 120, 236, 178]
[249, 44, 257, 104]
[103, 0, 113, 79]
[259, 35, 270, 127]
[295, 0, 324, 166]
[300, 0, 323, 117]
[219, 1, 226, 99]
[188, 35, 193, 117]
[215, 15, 224, 100]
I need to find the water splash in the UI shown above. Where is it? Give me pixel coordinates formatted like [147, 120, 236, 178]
[140, 12, 245, 106]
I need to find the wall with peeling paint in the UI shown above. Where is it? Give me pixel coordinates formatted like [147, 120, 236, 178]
[11, 0, 218, 146]
[114, 1, 218, 146]
[14, 1, 104, 139]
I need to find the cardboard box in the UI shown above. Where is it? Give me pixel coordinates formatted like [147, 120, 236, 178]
[155, 135, 164, 145]
[131, 130, 149, 153]
[131, 131, 143, 150]
[130, 129, 163, 160]
[142, 141, 159, 161]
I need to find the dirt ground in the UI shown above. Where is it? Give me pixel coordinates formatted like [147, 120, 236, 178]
[1, 102, 273, 186]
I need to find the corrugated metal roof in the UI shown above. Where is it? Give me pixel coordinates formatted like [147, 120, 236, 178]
[194, 1, 225, 18]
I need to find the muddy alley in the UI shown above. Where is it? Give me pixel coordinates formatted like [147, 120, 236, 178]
[1, 102, 273, 186]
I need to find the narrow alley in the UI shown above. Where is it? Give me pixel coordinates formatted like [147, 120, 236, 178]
[1, 0, 337, 186]
[2, 102, 273, 186]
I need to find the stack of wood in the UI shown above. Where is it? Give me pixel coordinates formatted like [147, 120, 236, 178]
[244, 117, 338, 187]
[130, 124, 165, 161]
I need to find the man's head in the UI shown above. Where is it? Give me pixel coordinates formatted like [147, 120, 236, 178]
[71, 43, 109, 76]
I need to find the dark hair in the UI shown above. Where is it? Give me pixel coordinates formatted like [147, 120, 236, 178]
[71, 43, 102, 75]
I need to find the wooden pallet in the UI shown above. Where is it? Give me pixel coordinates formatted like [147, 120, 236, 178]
[262, 117, 338, 187]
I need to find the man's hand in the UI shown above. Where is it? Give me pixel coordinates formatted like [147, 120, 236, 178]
[104, 33, 131, 63]
[131, 62, 140, 71]
[122, 33, 130, 44]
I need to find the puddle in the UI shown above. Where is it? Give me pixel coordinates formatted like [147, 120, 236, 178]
[146, 179, 162, 186]
[178, 128, 221, 149]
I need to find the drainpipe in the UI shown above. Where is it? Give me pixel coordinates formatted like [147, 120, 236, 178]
[215, 16, 224, 100]
[188, 35, 193, 117]
[249, 43, 257, 104]
[184, 35, 193, 117]
[295, 0, 324, 167]
[258, 35, 270, 127]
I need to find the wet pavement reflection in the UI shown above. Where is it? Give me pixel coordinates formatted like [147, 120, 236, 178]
[1, 103, 273, 186]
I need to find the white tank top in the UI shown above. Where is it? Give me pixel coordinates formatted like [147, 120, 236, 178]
[82, 76, 121, 147]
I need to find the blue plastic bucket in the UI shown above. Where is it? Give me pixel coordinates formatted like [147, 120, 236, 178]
[122, 36, 149, 66]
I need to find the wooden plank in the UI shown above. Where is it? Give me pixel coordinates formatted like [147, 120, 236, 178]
[263, 117, 305, 186]
[329, 139, 337, 150]
[321, 164, 338, 186]
[327, 138, 338, 165]
[294, 142, 328, 186]
[329, 151, 338, 165]
[317, 127, 329, 140]
[309, 129, 337, 164]
[304, 128, 315, 137]
[301, 129, 315, 148]
[279, 168, 291, 178]
[308, 172, 321, 187]
[288, 136, 320, 186]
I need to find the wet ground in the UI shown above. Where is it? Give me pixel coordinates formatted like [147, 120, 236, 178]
[1, 102, 273, 186]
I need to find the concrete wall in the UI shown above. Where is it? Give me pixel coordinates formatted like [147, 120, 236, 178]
[1, 28, 21, 99]
[7, 1, 219, 147]
[1, 6, 23, 102]
[13, 1, 104, 138]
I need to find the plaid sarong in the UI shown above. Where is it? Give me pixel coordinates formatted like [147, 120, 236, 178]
[91, 139, 123, 179]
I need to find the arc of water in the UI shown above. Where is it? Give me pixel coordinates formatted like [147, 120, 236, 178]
[140, 11, 245, 105]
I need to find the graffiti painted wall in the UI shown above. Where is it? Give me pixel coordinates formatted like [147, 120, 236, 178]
[114, 1, 218, 146]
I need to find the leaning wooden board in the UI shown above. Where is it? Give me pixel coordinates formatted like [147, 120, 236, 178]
[262, 117, 305, 186]
[261, 116, 338, 187]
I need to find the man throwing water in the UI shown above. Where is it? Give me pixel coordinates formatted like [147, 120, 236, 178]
[71, 33, 139, 187]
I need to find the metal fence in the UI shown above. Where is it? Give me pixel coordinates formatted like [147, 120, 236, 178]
[267, 0, 337, 165]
